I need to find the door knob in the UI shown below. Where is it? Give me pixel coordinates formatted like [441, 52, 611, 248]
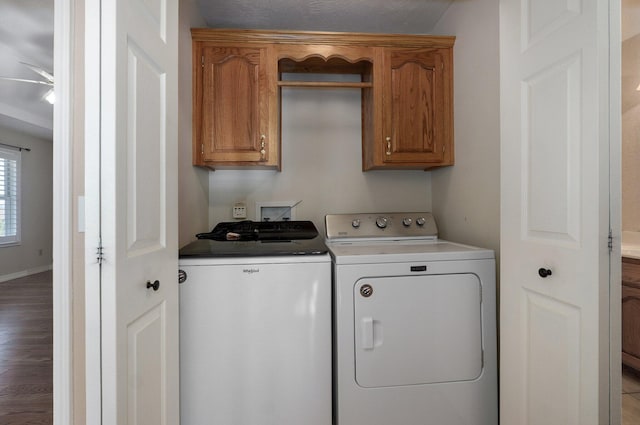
[146, 280, 160, 291]
[538, 268, 552, 278]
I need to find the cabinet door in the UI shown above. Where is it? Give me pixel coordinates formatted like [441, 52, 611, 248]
[381, 48, 452, 166]
[622, 283, 640, 371]
[199, 46, 277, 167]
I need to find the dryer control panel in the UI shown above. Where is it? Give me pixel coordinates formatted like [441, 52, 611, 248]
[325, 212, 438, 240]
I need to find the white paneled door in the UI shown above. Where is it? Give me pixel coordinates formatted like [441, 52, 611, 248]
[500, 0, 614, 424]
[85, 0, 179, 423]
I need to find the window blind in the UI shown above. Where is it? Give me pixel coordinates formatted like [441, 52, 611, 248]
[0, 147, 21, 245]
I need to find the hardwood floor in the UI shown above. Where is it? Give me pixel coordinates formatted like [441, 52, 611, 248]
[0, 271, 53, 425]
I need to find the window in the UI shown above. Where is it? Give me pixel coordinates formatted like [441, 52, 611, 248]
[0, 147, 21, 245]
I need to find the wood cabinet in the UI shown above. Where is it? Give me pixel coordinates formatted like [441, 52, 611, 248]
[192, 29, 455, 171]
[363, 47, 453, 170]
[623, 257, 640, 372]
[193, 42, 278, 168]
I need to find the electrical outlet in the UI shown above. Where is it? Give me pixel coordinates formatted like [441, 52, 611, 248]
[232, 202, 247, 219]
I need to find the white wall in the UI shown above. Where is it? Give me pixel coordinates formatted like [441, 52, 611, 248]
[208, 85, 432, 235]
[430, 0, 501, 257]
[0, 125, 53, 280]
[621, 0, 640, 231]
[178, 0, 209, 247]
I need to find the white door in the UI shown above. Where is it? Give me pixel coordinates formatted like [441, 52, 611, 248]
[500, 0, 613, 424]
[85, 0, 179, 423]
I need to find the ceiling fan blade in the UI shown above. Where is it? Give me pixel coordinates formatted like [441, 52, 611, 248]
[0, 76, 54, 86]
[19, 62, 54, 83]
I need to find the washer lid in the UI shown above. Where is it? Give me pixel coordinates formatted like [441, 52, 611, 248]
[327, 239, 494, 264]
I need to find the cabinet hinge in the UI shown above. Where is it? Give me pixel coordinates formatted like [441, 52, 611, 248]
[201, 55, 204, 68]
[201, 143, 204, 155]
[608, 229, 613, 253]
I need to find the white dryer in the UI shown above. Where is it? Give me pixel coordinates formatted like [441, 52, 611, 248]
[325, 212, 498, 425]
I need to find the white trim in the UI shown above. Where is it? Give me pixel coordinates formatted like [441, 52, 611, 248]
[0, 263, 53, 283]
[53, 0, 74, 424]
[84, 0, 103, 423]
[609, 0, 622, 423]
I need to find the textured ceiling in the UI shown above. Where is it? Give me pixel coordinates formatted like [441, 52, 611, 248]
[0, 0, 53, 140]
[195, 0, 453, 34]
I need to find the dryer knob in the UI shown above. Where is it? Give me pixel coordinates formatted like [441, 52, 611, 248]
[375, 217, 388, 229]
[352, 219, 361, 228]
[402, 218, 413, 227]
[416, 217, 426, 226]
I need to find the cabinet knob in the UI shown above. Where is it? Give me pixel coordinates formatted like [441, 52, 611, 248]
[538, 268, 552, 278]
[385, 137, 391, 155]
[146, 280, 160, 291]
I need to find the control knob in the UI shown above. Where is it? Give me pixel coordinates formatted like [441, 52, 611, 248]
[416, 217, 426, 226]
[352, 219, 361, 228]
[402, 218, 412, 227]
[375, 217, 388, 229]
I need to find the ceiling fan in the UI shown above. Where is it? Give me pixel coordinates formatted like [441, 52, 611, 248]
[0, 62, 55, 104]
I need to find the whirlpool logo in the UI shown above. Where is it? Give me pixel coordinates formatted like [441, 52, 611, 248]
[243, 268, 260, 274]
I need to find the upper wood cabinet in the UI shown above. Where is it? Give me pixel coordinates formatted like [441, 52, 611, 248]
[363, 47, 453, 170]
[192, 29, 455, 171]
[193, 41, 278, 169]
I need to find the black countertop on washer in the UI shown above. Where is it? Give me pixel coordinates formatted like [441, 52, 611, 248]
[179, 238, 329, 258]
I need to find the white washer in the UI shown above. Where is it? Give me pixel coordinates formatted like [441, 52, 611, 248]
[179, 221, 332, 425]
[326, 212, 498, 425]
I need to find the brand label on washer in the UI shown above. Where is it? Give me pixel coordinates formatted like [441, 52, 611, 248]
[243, 268, 260, 274]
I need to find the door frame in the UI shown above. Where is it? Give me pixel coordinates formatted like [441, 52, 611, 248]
[608, 1, 622, 424]
[53, 0, 74, 423]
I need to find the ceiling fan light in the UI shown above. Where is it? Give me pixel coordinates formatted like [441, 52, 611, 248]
[44, 88, 55, 104]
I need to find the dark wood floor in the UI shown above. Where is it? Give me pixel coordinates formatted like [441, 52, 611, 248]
[0, 271, 53, 425]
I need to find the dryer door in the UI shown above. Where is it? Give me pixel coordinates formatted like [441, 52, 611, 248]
[354, 273, 483, 388]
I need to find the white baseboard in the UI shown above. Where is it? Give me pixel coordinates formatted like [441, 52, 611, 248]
[0, 264, 53, 283]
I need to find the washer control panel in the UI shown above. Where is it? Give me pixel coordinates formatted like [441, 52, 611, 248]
[325, 212, 438, 240]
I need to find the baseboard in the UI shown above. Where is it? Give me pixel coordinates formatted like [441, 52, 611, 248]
[0, 264, 53, 283]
